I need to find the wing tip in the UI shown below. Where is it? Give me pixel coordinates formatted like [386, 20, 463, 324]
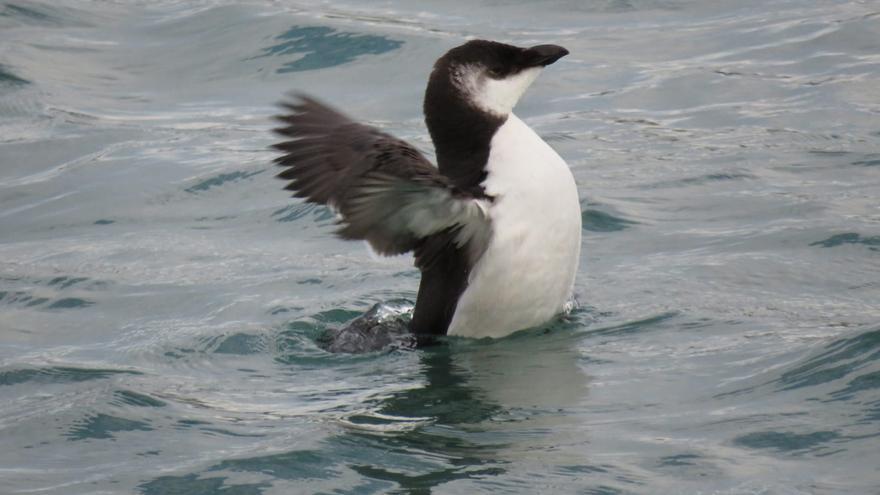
[276, 91, 325, 112]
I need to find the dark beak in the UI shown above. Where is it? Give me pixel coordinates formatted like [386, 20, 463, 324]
[524, 44, 569, 67]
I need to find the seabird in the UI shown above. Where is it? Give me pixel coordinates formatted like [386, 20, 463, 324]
[272, 40, 581, 348]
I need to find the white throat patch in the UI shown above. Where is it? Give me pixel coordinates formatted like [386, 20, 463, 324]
[452, 65, 542, 116]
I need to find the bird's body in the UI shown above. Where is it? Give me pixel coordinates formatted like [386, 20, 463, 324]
[447, 114, 581, 338]
[272, 40, 581, 348]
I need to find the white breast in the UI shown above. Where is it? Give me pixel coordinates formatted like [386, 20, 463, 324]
[446, 114, 582, 338]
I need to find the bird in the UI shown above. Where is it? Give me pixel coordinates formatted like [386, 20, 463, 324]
[272, 40, 581, 349]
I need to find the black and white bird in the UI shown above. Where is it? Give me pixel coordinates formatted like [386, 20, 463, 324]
[273, 40, 581, 347]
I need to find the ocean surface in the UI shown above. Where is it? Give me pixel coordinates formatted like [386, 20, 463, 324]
[1, 1, 879, 493]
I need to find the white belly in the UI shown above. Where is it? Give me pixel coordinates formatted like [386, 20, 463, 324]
[447, 114, 582, 338]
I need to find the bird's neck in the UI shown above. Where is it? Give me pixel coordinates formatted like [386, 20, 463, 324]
[424, 84, 505, 194]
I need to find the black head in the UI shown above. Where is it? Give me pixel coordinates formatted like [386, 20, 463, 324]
[425, 40, 568, 118]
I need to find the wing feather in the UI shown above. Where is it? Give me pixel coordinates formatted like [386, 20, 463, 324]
[272, 94, 491, 268]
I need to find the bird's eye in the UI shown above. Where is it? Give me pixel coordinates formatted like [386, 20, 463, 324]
[487, 67, 503, 78]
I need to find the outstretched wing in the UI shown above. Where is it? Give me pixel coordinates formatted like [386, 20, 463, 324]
[272, 94, 491, 268]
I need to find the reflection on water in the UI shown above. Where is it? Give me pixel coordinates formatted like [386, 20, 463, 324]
[347, 350, 510, 491]
[332, 320, 594, 492]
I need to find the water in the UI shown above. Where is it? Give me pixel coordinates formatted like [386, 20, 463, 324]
[1, 0, 879, 493]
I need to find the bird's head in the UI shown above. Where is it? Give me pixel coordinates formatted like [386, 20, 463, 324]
[425, 39, 569, 119]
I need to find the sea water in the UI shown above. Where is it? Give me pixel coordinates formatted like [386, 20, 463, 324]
[1, 1, 879, 493]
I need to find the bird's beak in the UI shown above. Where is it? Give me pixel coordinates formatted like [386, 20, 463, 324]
[524, 44, 569, 67]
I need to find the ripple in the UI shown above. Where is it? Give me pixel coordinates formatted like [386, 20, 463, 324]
[0, 366, 141, 386]
[0, 274, 109, 300]
[581, 205, 639, 232]
[0, 2, 61, 26]
[66, 413, 152, 441]
[213, 332, 268, 355]
[47, 276, 90, 289]
[778, 327, 880, 391]
[715, 326, 880, 421]
[658, 453, 702, 467]
[161, 331, 270, 358]
[810, 233, 880, 252]
[138, 474, 267, 495]
[184, 169, 265, 193]
[732, 430, 841, 454]
[646, 172, 757, 189]
[46, 297, 95, 309]
[112, 390, 167, 408]
[0, 64, 29, 88]
[257, 25, 403, 74]
[268, 304, 304, 315]
[580, 486, 626, 495]
[339, 411, 430, 433]
[828, 370, 880, 402]
[350, 461, 505, 493]
[271, 202, 335, 223]
[583, 312, 680, 338]
[210, 449, 337, 479]
[851, 154, 880, 167]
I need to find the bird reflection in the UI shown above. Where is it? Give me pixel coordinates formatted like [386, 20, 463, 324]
[342, 316, 591, 493]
